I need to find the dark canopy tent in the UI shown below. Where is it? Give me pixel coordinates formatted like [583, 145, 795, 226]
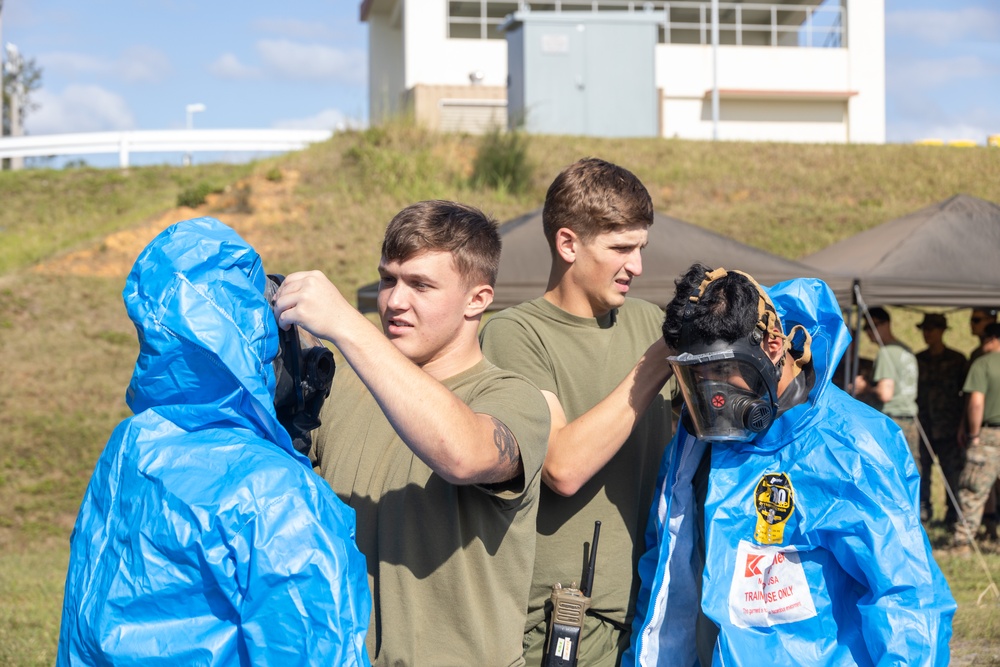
[802, 194, 1000, 309]
[801, 193, 1000, 392]
[356, 207, 821, 312]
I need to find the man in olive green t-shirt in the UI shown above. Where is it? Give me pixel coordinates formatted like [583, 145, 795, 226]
[273, 201, 550, 666]
[481, 159, 676, 667]
[854, 306, 920, 481]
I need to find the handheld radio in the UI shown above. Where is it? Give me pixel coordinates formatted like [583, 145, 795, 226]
[542, 521, 601, 667]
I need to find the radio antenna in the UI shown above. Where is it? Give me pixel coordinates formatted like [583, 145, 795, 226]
[581, 521, 601, 597]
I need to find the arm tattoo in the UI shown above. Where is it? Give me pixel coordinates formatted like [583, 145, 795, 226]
[491, 417, 520, 467]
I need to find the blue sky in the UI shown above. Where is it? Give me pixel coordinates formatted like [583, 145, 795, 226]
[2, 1, 367, 165]
[1, 0, 998, 166]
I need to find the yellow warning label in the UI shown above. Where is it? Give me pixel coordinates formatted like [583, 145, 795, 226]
[753, 473, 794, 545]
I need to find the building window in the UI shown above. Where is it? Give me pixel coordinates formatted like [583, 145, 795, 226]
[448, 1, 521, 39]
[447, 1, 845, 48]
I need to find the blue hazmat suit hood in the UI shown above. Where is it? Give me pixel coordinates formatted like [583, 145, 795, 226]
[122, 216, 294, 455]
[628, 277, 954, 667]
[740, 276, 852, 454]
[57, 217, 371, 666]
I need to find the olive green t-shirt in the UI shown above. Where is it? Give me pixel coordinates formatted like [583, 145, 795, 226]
[873, 342, 919, 418]
[311, 358, 549, 667]
[479, 297, 676, 660]
[964, 351, 1000, 425]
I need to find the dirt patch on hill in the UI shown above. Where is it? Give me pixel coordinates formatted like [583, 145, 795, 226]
[30, 168, 304, 279]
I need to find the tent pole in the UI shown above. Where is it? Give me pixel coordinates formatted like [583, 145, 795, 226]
[849, 280, 862, 394]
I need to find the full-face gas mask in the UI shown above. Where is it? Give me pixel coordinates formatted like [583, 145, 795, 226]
[668, 268, 784, 443]
[265, 274, 336, 454]
[669, 334, 780, 442]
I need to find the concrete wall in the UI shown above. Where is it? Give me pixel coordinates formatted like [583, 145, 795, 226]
[404, 3, 508, 89]
[845, 0, 886, 143]
[368, 12, 406, 121]
[657, 43, 854, 142]
[404, 84, 507, 133]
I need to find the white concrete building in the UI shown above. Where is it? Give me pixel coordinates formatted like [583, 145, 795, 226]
[359, 0, 885, 143]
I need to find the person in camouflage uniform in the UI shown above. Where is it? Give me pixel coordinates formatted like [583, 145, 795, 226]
[953, 323, 1000, 550]
[967, 308, 1000, 537]
[916, 313, 968, 526]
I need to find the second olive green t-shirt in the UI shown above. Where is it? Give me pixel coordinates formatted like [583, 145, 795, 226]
[964, 351, 1000, 425]
[479, 297, 676, 663]
[873, 342, 918, 418]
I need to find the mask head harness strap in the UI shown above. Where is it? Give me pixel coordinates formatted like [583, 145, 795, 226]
[682, 268, 812, 380]
[680, 268, 781, 357]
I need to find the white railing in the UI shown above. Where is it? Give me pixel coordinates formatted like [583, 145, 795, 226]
[656, 1, 843, 47]
[450, 0, 844, 47]
[0, 128, 335, 168]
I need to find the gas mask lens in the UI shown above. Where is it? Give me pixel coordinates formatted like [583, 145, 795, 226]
[669, 352, 777, 442]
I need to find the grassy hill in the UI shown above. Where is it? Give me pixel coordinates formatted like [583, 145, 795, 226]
[2, 124, 1000, 665]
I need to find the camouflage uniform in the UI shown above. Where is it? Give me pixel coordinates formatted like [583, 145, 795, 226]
[955, 347, 1000, 545]
[954, 427, 1000, 544]
[970, 344, 1000, 533]
[916, 346, 967, 524]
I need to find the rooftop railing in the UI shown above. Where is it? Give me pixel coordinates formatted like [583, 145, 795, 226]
[448, 0, 844, 47]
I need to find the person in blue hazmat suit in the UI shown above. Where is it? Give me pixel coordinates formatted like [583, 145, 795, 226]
[626, 264, 955, 667]
[56, 217, 371, 666]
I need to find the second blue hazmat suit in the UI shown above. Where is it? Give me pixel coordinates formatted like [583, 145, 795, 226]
[627, 277, 955, 666]
[56, 217, 371, 666]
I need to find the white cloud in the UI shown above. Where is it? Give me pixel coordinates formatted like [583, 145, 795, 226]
[251, 18, 334, 40]
[256, 39, 366, 84]
[37, 52, 110, 76]
[117, 46, 173, 83]
[209, 53, 262, 80]
[887, 54, 996, 92]
[272, 108, 365, 131]
[26, 85, 136, 134]
[38, 47, 171, 83]
[888, 98, 1000, 145]
[886, 7, 1000, 46]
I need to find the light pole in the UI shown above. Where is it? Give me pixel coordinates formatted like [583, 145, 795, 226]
[183, 102, 205, 166]
[5, 41, 23, 169]
[711, 0, 719, 141]
[1, 0, 6, 168]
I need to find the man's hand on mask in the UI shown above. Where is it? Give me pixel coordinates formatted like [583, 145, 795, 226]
[272, 270, 355, 343]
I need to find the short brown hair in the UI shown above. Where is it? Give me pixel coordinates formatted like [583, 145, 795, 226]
[542, 157, 653, 249]
[382, 200, 501, 287]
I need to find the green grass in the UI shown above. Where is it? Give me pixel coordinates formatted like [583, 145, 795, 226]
[925, 465, 1000, 666]
[0, 547, 69, 667]
[1, 125, 1000, 664]
[0, 162, 253, 274]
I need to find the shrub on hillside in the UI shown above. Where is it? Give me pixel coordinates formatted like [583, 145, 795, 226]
[341, 121, 446, 199]
[177, 182, 223, 208]
[471, 128, 532, 194]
